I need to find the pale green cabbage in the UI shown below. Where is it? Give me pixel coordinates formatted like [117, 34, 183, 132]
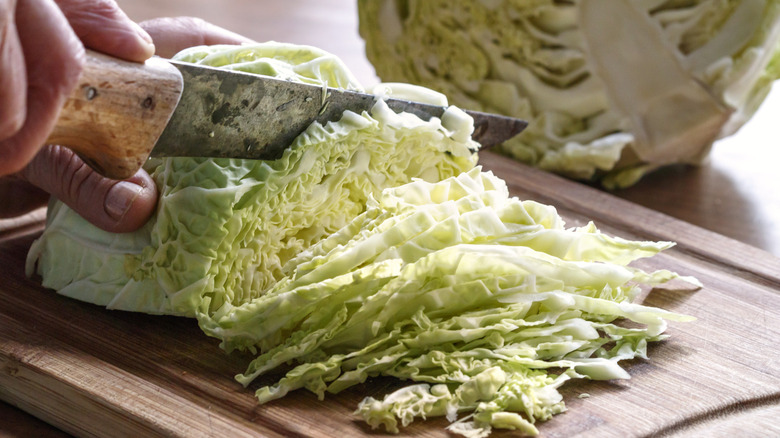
[197, 168, 697, 437]
[26, 42, 698, 437]
[26, 42, 480, 317]
[358, 0, 780, 187]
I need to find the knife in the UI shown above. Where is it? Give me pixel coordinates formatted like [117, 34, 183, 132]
[48, 50, 528, 180]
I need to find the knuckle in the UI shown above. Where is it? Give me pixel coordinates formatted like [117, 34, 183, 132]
[185, 16, 209, 27]
[56, 147, 93, 203]
[57, 0, 121, 18]
[29, 145, 85, 200]
[174, 16, 211, 35]
[22, 145, 112, 226]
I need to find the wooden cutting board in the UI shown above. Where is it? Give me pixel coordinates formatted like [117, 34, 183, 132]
[2, 151, 779, 437]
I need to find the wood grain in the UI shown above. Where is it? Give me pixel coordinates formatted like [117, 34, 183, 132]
[2, 151, 779, 437]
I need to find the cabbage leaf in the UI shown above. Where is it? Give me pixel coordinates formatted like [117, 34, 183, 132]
[26, 43, 480, 316]
[358, 0, 780, 187]
[198, 168, 696, 437]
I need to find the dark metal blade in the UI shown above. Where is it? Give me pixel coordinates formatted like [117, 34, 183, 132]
[151, 61, 527, 160]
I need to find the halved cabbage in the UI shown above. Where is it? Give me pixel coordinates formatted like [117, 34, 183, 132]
[358, 0, 780, 187]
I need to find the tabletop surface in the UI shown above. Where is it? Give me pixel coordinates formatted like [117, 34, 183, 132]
[3, 1, 778, 436]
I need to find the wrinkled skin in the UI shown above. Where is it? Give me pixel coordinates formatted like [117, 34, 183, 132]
[0, 0, 251, 232]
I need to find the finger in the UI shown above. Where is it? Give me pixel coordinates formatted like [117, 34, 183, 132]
[55, 0, 154, 62]
[0, 0, 27, 142]
[0, 0, 84, 176]
[140, 16, 254, 58]
[20, 145, 157, 233]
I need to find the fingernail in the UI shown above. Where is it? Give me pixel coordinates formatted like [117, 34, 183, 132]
[105, 181, 143, 221]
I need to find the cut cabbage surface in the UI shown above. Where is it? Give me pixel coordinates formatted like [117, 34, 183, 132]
[358, 0, 780, 187]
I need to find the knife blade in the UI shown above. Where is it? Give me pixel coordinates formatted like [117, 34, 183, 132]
[48, 50, 527, 180]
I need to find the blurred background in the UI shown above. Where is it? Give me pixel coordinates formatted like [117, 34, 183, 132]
[125, 0, 380, 85]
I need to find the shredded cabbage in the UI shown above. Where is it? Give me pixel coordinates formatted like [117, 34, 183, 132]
[26, 42, 698, 437]
[358, 0, 780, 187]
[198, 168, 697, 437]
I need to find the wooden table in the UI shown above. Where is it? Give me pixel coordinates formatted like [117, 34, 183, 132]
[3, 1, 779, 436]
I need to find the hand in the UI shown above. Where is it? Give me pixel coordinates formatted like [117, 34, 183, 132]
[0, 1, 252, 232]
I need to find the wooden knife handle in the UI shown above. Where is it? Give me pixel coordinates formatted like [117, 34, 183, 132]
[47, 49, 183, 180]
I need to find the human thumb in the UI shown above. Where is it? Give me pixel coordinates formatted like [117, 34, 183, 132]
[20, 145, 157, 233]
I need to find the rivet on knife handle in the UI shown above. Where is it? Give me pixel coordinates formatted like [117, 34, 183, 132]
[47, 49, 183, 180]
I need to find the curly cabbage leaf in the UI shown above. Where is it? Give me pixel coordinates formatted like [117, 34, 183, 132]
[26, 42, 698, 437]
[196, 168, 696, 437]
[358, 0, 780, 187]
[25, 42, 479, 316]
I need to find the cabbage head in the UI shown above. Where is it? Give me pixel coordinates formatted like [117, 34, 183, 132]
[358, 0, 780, 187]
[25, 41, 698, 437]
[26, 42, 480, 317]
